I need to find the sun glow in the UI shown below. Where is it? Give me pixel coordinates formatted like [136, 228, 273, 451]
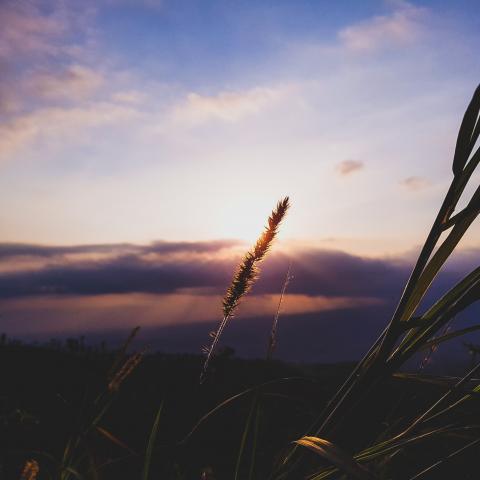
[211, 196, 291, 244]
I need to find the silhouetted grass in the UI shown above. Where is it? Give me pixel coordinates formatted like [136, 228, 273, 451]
[201, 197, 289, 383]
[283, 83, 480, 480]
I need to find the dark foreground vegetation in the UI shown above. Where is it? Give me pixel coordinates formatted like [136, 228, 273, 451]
[2, 340, 477, 480]
[0, 340, 345, 479]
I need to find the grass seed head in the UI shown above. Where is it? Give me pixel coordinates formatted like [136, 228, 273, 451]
[108, 346, 148, 392]
[222, 197, 290, 319]
[20, 459, 39, 480]
[201, 196, 290, 382]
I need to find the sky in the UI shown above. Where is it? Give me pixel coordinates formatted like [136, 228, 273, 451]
[1, 0, 480, 363]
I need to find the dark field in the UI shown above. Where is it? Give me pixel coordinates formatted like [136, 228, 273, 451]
[2, 339, 479, 479]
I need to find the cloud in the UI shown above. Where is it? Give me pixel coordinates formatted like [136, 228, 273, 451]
[338, 2, 425, 52]
[172, 86, 290, 125]
[0, 241, 411, 299]
[144, 239, 241, 255]
[28, 64, 104, 100]
[0, 240, 239, 259]
[1, 239, 474, 309]
[336, 160, 364, 176]
[0, 84, 20, 115]
[0, 1, 116, 158]
[400, 176, 430, 191]
[107, 0, 164, 8]
[1, 240, 479, 363]
[0, 240, 243, 277]
[0, 102, 139, 158]
[0, 2, 64, 59]
[0, 0, 96, 62]
[111, 90, 146, 105]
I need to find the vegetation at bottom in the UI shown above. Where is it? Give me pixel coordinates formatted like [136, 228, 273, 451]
[1, 340, 475, 480]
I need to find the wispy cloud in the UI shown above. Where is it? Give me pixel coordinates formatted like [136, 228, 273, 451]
[27, 64, 104, 100]
[106, 0, 164, 8]
[338, 1, 426, 52]
[336, 160, 364, 176]
[0, 1, 116, 158]
[111, 90, 147, 105]
[172, 86, 291, 125]
[0, 0, 97, 61]
[0, 239, 240, 261]
[0, 240, 242, 275]
[0, 102, 139, 158]
[400, 176, 430, 191]
[0, 1, 64, 58]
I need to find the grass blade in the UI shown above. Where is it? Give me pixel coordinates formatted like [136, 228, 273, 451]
[396, 266, 480, 353]
[295, 436, 376, 480]
[418, 324, 480, 352]
[142, 400, 164, 480]
[409, 437, 480, 480]
[248, 398, 262, 480]
[234, 391, 258, 480]
[107, 326, 141, 380]
[267, 262, 292, 360]
[181, 377, 313, 445]
[95, 426, 137, 456]
[453, 84, 480, 175]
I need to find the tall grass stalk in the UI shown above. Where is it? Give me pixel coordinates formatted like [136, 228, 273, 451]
[267, 262, 292, 360]
[200, 197, 290, 382]
[108, 325, 141, 380]
[108, 345, 148, 392]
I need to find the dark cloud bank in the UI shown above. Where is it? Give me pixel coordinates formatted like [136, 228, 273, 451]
[0, 241, 410, 298]
[0, 239, 240, 260]
[1, 240, 479, 367]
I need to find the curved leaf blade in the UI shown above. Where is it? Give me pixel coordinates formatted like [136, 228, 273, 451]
[294, 436, 376, 480]
[453, 84, 480, 175]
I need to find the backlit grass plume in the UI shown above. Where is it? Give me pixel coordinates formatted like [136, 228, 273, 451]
[107, 325, 141, 381]
[108, 345, 148, 392]
[20, 459, 39, 480]
[200, 196, 290, 383]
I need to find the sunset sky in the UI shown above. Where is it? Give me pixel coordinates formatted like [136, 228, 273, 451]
[1, 0, 480, 361]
